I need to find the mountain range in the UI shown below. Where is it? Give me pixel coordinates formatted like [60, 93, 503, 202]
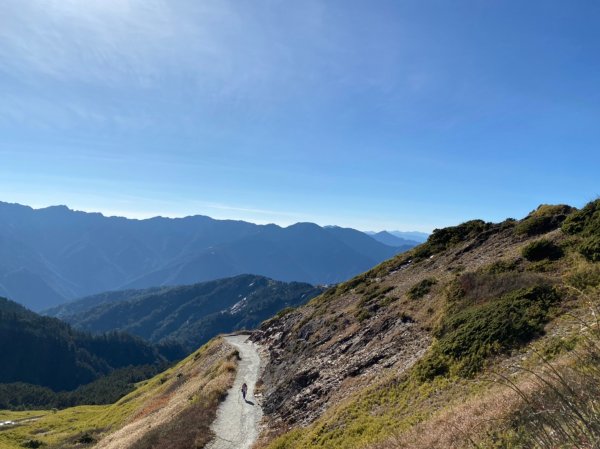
[44, 274, 323, 351]
[0, 201, 415, 310]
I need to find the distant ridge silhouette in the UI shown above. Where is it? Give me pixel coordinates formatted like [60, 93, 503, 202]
[0, 201, 414, 310]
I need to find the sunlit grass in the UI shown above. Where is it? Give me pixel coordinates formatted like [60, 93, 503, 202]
[0, 337, 231, 449]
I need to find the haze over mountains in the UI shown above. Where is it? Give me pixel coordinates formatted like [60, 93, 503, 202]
[388, 231, 429, 242]
[366, 231, 417, 247]
[0, 201, 416, 310]
[366, 230, 429, 244]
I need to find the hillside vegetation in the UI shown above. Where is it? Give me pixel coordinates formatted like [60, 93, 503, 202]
[0, 337, 237, 449]
[46, 275, 324, 352]
[252, 200, 600, 449]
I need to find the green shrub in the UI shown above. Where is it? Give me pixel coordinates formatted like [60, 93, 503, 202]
[76, 433, 96, 444]
[415, 286, 560, 380]
[580, 235, 600, 262]
[380, 295, 400, 307]
[525, 259, 556, 273]
[538, 335, 578, 360]
[562, 199, 600, 262]
[356, 284, 394, 313]
[412, 220, 492, 261]
[446, 271, 545, 306]
[274, 307, 297, 319]
[482, 259, 520, 274]
[429, 220, 490, 252]
[568, 264, 600, 290]
[515, 204, 575, 236]
[333, 273, 369, 296]
[363, 285, 394, 303]
[21, 441, 45, 448]
[499, 217, 518, 229]
[562, 199, 600, 236]
[354, 285, 394, 320]
[355, 309, 373, 322]
[522, 239, 564, 262]
[407, 278, 437, 300]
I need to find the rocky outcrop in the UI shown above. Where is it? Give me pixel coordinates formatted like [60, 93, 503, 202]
[252, 218, 555, 437]
[253, 294, 430, 429]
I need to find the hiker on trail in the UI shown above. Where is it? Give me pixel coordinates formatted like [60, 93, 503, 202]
[241, 383, 248, 400]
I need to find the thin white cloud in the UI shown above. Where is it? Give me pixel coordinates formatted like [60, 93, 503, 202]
[195, 201, 301, 218]
[0, 0, 432, 134]
[0, 0, 342, 130]
[0, 0, 331, 89]
[1, 0, 195, 85]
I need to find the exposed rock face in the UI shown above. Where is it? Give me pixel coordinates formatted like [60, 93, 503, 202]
[253, 290, 431, 430]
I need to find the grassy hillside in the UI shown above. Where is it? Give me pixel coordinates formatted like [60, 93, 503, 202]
[0, 337, 238, 449]
[253, 200, 600, 449]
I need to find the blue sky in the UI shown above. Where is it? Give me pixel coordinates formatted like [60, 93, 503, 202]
[1, 0, 599, 232]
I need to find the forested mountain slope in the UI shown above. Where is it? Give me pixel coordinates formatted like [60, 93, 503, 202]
[46, 274, 324, 351]
[367, 231, 419, 247]
[0, 297, 177, 392]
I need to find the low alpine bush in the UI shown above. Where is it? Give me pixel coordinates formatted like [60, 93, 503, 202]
[522, 239, 564, 262]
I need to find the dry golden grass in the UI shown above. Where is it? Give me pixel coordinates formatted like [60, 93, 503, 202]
[370, 289, 600, 449]
[125, 349, 239, 449]
[132, 393, 172, 421]
[365, 376, 543, 449]
[95, 339, 238, 449]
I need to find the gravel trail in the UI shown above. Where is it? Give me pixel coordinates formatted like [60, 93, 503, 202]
[206, 335, 263, 449]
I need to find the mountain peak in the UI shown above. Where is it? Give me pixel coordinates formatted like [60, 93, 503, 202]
[368, 230, 419, 247]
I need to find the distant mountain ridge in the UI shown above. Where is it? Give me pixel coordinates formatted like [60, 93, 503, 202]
[389, 230, 429, 242]
[44, 274, 323, 351]
[366, 230, 429, 243]
[0, 201, 414, 310]
[368, 231, 418, 247]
